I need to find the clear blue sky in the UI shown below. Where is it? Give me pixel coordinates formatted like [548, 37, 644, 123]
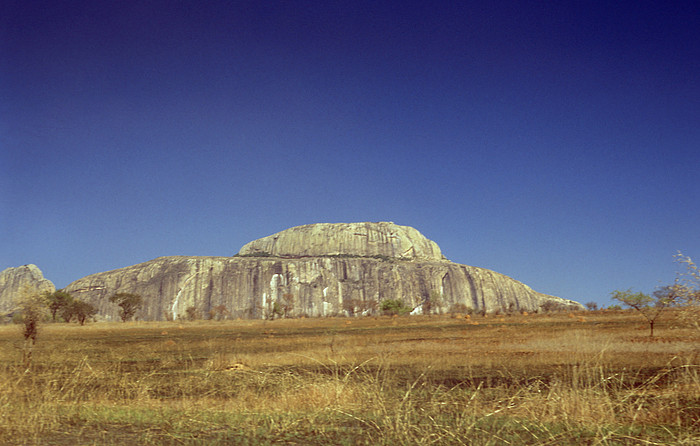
[2, 1, 698, 307]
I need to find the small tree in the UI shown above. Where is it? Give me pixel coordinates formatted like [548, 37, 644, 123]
[15, 286, 48, 366]
[60, 302, 75, 323]
[585, 302, 598, 311]
[109, 293, 142, 322]
[611, 288, 676, 337]
[70, 299, 98, 325]
[46, 289, 73, 322]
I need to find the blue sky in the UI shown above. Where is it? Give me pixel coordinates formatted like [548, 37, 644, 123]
[2, 1, 698, 306]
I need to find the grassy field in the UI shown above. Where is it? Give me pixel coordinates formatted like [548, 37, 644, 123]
[0, 310, 698, 445]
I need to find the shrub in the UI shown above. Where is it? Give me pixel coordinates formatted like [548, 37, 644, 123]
[267, 301, 284, 320]
[540, 300, 573, 313]
[422, 290, 443, 315]
[212, 305, 230, 320]
[380, 299, 411, 316]
[281, 294, 296, 318]
[449, 303, 469, 316]
[185, 306, 200, 321]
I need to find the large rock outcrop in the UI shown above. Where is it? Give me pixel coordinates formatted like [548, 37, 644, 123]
[0, 265, 56, 313]
[64, 222, 583, 321]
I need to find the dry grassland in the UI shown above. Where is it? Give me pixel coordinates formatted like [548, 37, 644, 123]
[0, 310, 698, 444]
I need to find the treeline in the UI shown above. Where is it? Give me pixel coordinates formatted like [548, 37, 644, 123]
[7, 290, 145, 326]
[39, 289, 96, 325]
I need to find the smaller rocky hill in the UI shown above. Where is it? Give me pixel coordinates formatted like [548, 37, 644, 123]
[0, 265, 56, 313]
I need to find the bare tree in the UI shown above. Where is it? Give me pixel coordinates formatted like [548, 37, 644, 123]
[281, 293, 296, 318]
[213, 305, 230, 320]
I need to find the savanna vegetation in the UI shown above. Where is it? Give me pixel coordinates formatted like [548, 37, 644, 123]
[0, 309, 698, 445]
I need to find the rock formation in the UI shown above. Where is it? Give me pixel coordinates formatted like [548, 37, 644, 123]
[64, 222, 583, 321]
[0, 264, 56, 314]
[239, 222, 445, 261]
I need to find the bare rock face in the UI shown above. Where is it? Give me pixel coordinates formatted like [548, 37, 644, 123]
[66, 256, 581, 321]
[239, 222, 444, 261]
[64, 222, 583, 321]
[0, 265, 56, 313]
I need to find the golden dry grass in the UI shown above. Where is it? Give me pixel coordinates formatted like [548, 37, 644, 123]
[0, 310, 698, 444]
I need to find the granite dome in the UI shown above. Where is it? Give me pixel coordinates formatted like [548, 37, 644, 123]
[238, 222, 444, 261]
